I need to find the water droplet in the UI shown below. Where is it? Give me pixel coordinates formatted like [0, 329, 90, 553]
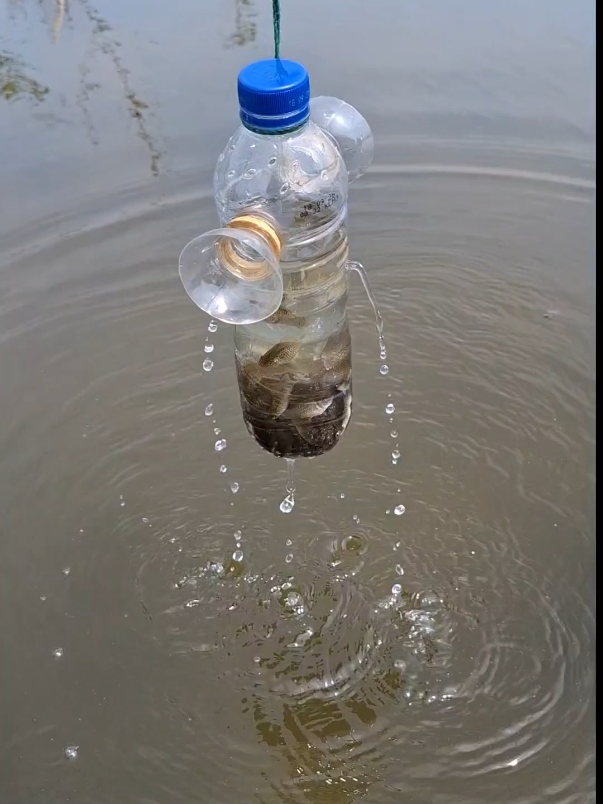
[215, 439, 227, 452]
[203, 358, 214, 372]
[268, 156, 277, 166]
[40, 596, 47, 602]
[205, 404, 214, 416]
[53, 647, 64, 658]
[279, 182, 290, 195]
[208, 321, 218, 333]
[64, 745, 79, 760]
[214, 427, 221, 436]
[380, 348, 387, 360]
[394, 504, 406, 516]
[234, 530, 242, 539]
[385, 403, 396, 415]
[142, 517, 149, 523]
[390, 430, 398, 438]
[392, 583, 402, 595]
[279, 495, 295, 514]
[232, 550, 244, 563]
[380, 364, 389, 375]
[120, 500, 126, 507]
[62, 567, 71, 576]
[219, 464, 228, 473]
[229, 482, 240, 494]
[204, 343, 214, 354]
[340, 492, 345, 499]
[352, 514, 360, 523]
[285, 553, 293, 563]
[395, 564, 404, 575]
[392, 449, 401, 461]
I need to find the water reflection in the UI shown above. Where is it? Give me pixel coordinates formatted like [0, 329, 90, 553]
[0, 52, 48, 101]
[1, 0, 162, 173]
[226, 0, 256, 49]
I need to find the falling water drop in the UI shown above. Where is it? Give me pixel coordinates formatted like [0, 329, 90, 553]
[64, 745, 79, 760]
[232, 550, 244, 563]
[62, 567, 71, 576]
[285, 553, 293, 563]
[53, 647, 64, 659]
[203, 358, 214, 372]
[214, 427, 221, 436]
[215, 439, 227, 452]
[392, 583, 402, 595]
[205, 403, 214, 416]
[204, 343, 214, 353]
[279, 496, 295, 514]
[229, 482, 240, 494]
[390, 430, 398, 438]
[208, 320, 218, 333]
[392, 449, 401, 461]
[385, 403, 396, 415]
[219, 464, 228, 473]
[395, 564, 405, 575]
[380, 364, 389, 375]
[394, 504, 406, 516]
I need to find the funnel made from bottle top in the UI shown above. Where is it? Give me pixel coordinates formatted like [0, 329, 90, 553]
[179, 213, 284, 326]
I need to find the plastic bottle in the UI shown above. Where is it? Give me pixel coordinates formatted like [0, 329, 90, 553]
[179, 59, 373, 457]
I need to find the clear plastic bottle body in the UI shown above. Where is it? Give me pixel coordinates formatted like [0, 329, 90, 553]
[215, 118, 355, 457]
[234, 230, 352, 458]
[214, 119, 349, 258]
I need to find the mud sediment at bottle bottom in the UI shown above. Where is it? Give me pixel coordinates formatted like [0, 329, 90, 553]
[240, 388, 352, 458]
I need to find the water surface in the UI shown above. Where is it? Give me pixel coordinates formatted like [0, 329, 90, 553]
[0, 1, 595, 802]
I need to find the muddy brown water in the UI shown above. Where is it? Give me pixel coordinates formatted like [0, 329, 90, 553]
[0, 1, 595, 802]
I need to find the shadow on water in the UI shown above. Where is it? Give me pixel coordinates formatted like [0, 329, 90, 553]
[0, 0, 596, 802]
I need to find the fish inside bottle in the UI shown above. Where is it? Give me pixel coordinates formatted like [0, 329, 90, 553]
[234, 235, 352, 458]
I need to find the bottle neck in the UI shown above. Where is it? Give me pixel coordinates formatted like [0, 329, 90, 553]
[240, 117, 311, 138]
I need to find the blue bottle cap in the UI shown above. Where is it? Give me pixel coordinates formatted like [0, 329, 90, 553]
[237, 59, 310, 133]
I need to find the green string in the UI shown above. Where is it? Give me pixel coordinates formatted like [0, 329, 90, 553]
[272, 0, 281, 59]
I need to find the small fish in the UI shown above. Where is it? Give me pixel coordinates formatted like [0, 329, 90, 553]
[285, 397, 334, 420]
[320, 332, 351, 372]
[258, 341, 300, 368]
[267, 382, 292, 417]
[265, 306, 307, 327]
